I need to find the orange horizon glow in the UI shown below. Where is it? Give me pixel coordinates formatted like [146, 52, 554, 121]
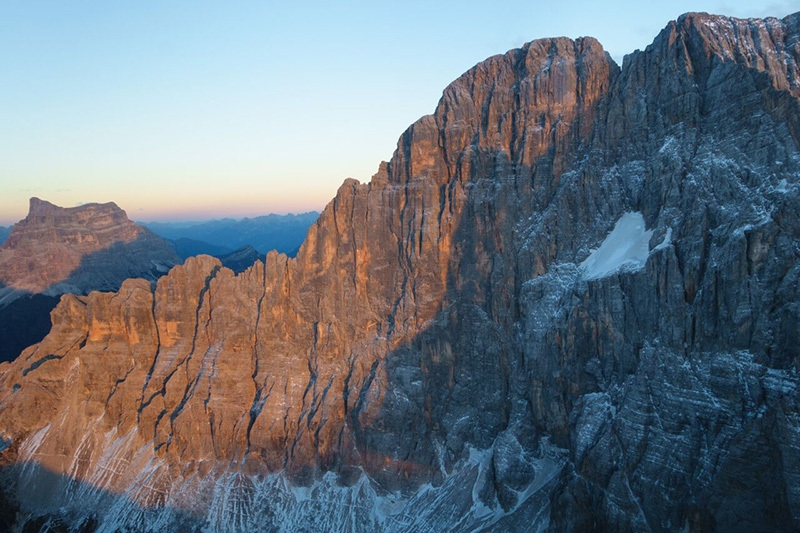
[131, 202, 325, 224]
[0, 206, 326, 227]
[0, 192, 330, 227]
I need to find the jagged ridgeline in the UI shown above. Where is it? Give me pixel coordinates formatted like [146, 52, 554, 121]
[1, 12, 800, 532]
[0, 199, 181, 363]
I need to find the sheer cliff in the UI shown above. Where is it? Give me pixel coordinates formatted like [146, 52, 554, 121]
[1, 12, 799, 532]
[0, 198, 179, 296]
[0, 199, 180, 363]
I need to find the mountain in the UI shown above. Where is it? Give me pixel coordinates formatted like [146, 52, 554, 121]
[217, 245, 264, 273]
[1, 12, 800, 532]
[0, 226, 10, 245]
[143, 211, 319, 256]
[165, 239, 266, 273]
[167, 237, 235, 260]
[0, 198, 179, 296]
[0, 198, 180, 362]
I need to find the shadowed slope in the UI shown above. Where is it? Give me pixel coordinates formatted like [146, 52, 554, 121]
[0, 198, 179, 295]
[0, 12, 799, 532]
[0, 199, 180, 363]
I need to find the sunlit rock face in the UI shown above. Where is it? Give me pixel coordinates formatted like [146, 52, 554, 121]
[0, 198, 180, 361]
[0, 198, 181, 363]
[0, 198, 179, 296]
[1, 12, 800, 532]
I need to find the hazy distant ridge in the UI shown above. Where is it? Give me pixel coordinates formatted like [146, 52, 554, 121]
[142, 212, 319, 256]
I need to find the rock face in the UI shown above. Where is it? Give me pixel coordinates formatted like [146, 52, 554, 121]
[1, 12, 799, 532]
[0, 198, 180, 362]
[0, 198, 179, 295]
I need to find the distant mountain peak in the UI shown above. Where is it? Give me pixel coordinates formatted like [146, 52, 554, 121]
[144, 211, 319, 256]
[1, 11, 800, 532]
[27, 196, 55, 211]
[26, 196, 124, 218]
[0, 198, 178, 294]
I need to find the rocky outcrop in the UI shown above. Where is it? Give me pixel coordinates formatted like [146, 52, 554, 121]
[0, 198, 179, 295]
[0, 199, 180, 363]
[0, 12, 799, 532]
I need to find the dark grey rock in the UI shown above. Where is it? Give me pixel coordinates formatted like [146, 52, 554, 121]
[1, 11, 799, 533]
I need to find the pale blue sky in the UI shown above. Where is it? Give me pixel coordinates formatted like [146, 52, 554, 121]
[1, 1, 797, 224]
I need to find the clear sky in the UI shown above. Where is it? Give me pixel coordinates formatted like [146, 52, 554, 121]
[1, 1, 797, 225]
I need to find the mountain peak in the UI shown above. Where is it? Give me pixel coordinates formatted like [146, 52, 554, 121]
[1, 11, 799, 532]
[6, 199, 135, 251]
[0, 198, 178, 294]
[648, 11, 800, 97]
[20, 198, 131, 235]
[27, 196, 55, 212]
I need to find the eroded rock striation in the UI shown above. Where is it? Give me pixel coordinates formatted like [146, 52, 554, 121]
[1, 12, 799, 532]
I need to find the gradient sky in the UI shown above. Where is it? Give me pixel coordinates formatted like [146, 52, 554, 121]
[1, 1, 797, 225]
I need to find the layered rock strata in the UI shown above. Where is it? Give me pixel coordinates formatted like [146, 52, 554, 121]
[0, 199, 180, 362]
[0, 198, 179, 295]
[1, 12, 799, 532]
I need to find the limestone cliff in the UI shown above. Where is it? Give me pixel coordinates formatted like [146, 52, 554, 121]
[0, 198, 180, 363]
[0, 198, 178, 295]
[0, 12, 799, 532]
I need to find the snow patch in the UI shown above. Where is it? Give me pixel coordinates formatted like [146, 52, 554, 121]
[658, 136, 677, 155]
[654, 227, 672, 252]
[580, 212, 668, 280]
[776, 178, 789, 192]
[0, 286, 25, 308]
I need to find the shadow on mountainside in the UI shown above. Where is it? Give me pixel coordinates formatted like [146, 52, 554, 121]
[349, 157, 800, 529]
[0, 233, 178, 364]
[0, 289, 59, 364]
[3, 15, 800, 532]
[0, 461, 200, 532]
[50, 235, 176, 295]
